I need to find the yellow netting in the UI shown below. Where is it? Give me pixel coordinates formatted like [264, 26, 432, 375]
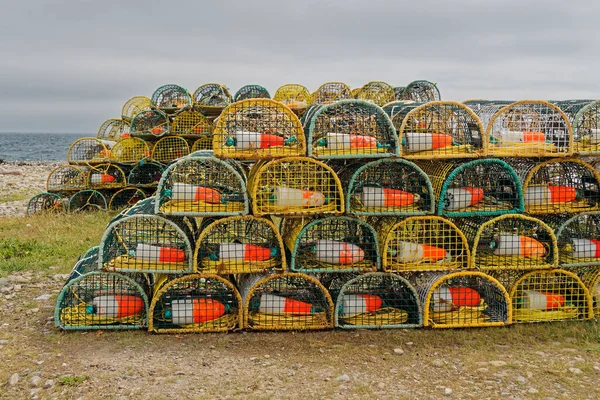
[475, 252, 552, 270]
[87, 164, 127, 189]
[488, 142, 558, 157]
[171, 110, 213, 136]
[340, 307, 408, 326]
[159, 200, 245, 214]
[46, 165, 87, 192]
[122, 96, 151, 120]
[109, 138, 151, 164]
[104, 255, 189, 272]
[273, 84, 312, 109]
[312, 82, 352, 104]
[198, 258, 280, 274]
[355, 81, 395, 106]
[247, 311, 329, 330]
[97, 118, 130, 141]
[151, 136, 190, 163]
[526, 198, 599, 214]
[512, 306, 580, 322]
[430, 300, 490, 325]
[191, 136, 214, 151]
[59, 288, 144, 327]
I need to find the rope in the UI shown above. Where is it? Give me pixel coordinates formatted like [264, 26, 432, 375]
[387, 260, 463, 272]
[488, 142, 558, 156]
[153, 310, 239, 332]
[257, 202, 338, 215]
[512, 305, 580, 322]
[430, 300, 490, 325]
[248, 310, 329, 330]
[340, 307, 408, 326]
[199, 257, 280, 274]
[525, 198, 599, 214]
[312, 147, 390, 157]
[444, 197, 515, 213]
[159, 199, 245, 213]
[294, 257, 375, 271]
[104, 255, 188, 272]
[349, 201, 422, 213]
[476, 251, 550, 270]
[403, 144, 475, 157]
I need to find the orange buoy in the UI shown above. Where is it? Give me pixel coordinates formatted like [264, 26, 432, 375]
[271, 186, 326, 208]
[493, 234, 546, 258]
[170, 298, 226, 324]
[443, 187, 485, 210]
[90, 173, 116, 184]
[361, 187, 418, 208]
[404, 132, 453, 153]
[136, 243, 186, 263]
[312, 240, 365, 264]
[259, 293, 314, 314]
[227, 131, 285, 149]
[341, 294, 383, 316]
[210, 243, 276, 262]
[89, 295, 145, 318]
[391, 241, 447, 263]
[524, 185, 577, 206]
[170, 183, 222, 204]
[432, 286, 481, 312]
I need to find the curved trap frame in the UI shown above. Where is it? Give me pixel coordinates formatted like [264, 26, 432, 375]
[55, 272, 149, 330]
[66, 246, 100, 284]
[121, 96, 151, 121]
[463, 100, 514, 136]
[355, 81, 395, 106]
[282, 216, 379, 273]
[195, 216, 285, 274]
[100, 214, 194, 274]
[306, 99, 399, 159]
[240, 273, 334, 331]
[234, 84, 271, 102]
[212, 98, 305, 160]
[46, 165, 88, 192]
[386, 101, 485, 159]
[109, 137, 152, 164]
[248, 156, 344, 216]
[312, 82, 352, 104]
[486, 100, 573, 157]
[108, 188, 146, 210]
[375, 216, 470, 272]
[156, 156, 249, 216]
[27, 192, 68, 215]
[97, 118, 130, 141]
[576, 266, 600, 317]
[150, 136, 190, 163]
[127, 162, 165, 188]
[413, 271, 511, 328]
[508, 269, 593, 323]
[398, 80, 441, 102]
[130, 109, 170, 138]
[193, 83, 232, 117]
[171, 110, 213, 138]
[273, 84, 312, 116]
[552, 100, 600, 155]
[416, 158, 524, 217]
[68, 190, 107, 212]
[86, 164, 127, 190]
[551, 212, 600, 269]
[342, 158, 434, 216]
[334, 272, 422, 329]
[191, 136, 214, 152]
[67, 138, 115, 165]
[149, 274, 242, 333]
[150, 84, 192, 113]
[510, 158, 600, 215]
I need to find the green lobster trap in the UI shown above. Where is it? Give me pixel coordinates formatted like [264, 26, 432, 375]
[26, 192, 68, 215]
[150, 84, 192, 113]
[340, 158, 434, 216]
[121, 96, 151, 121]
[108, 188, 146, 210]
[306, 99, 399, 159]
[46, 165, 88, 192]
[130, 109, 170, 138]
[66, 246, 100, 283]
[334, 272, 422, 329]
[156, 155, 249, 216]
[86, 164, 127, 190]
[247, 157, 344, 216]
[413, 271, 511, 328]
[240, 272, 335, 331]
[192, 83, 232, 118]
[67, 138, 115, 165]
[509, 158, 600, 215]
[100, 214, 194, 274]
[273, 84, 312, 116]
[396, 80, 441, 103]
[127, 161, 165, 188]
[170, 110, 213, 138]
[234, 84, 271, 102]
[97, 118, 130, 141]
[416, 158, 524, 217]
[549, 212, 600, 269]
[355, 81, 395, 106]
[194, 216, 285, 275]
[312, 82, 352, 104]
[552, 100, 600, 155]
[149, 274, 242, 334]
[281, 216, 379, 273]
[68, 190, 107, 212]
[384, 101, 485, 159]
[150, 136, 190, 163]
[55, 271, 149, 330]
[374, 216, 470, 272]
[393, 87, 406, 101]
[212, 98, 305, 160]
[109, 137, 152, 164]
[486, 100, 573, 157]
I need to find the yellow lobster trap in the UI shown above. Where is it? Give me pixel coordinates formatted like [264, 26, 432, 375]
[192, 83, 232, 118]
[273, 84, 312, 117]
[191, 136, 214, 152]
[355, 81, 396, 106]
[247, 157, 344, 216]
[306, 99, 400, 159]
[127, 161, 165, 188]
[373, 216, 470, 272]
[234, 84, 270, 102]
[108, 188, 146, 210]
[416, 158, 524, 217]
[150, 84, 193, 114]
[575, 266, 600, 317]
[170, 109, 213, 137]
[97, 118, 130, 142]
[67, 138, 115, 165]
[412, 271, 511, 328]
[55, 271, 149, 330]
[86, 164, 127, 190]
[212, 98, 305, 160]
[552, 100, 600, 155]
[546, 212, 600, 269]
[109, 137, 152, 164]
[150, 136, 190, 163]
[46, 165, 88, 192]
[384, 101, 485, 159]
[509, 158, 600, 215]
[194, 216, 285, 275]
[239, 272, 335, 331]
[68, 190, 107, 212]
[121, 96, 151, 121]
[149, 274, 242, 334]
[130, 109, 170, 138]
[334, 272, 423, 329]
[396, 80, 441, 103]
[100, 214, 194, 274]
[27, 192, 68, 215]
[156, 155, 249, 216]
[312, 82, 352, 104]
[281, 216, 379, 273]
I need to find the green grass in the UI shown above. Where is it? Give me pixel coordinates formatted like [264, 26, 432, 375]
[58, 375, 88, 386]
[0, 211, 117, 276]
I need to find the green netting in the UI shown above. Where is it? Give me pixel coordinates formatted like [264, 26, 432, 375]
[127, 162, 165, 188]
[233, 84, 271, 102]
[398, 80, 441, 102]
[552, 100, 600, 155]
[68, 190, 107, 212]
[150, 84, 192, 113]
[108, 187, 146, 210]
[130, 110, 170, 138]
[26, 192, 68, 215]
[97, 118, 130, 141]
[355, 81, 395, 106]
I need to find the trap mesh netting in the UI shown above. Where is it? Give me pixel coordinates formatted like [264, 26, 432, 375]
[86, 164, 127, 190]
[281, 216, 379, 273]
[66, 246, 100, 283]
[27, 193, 68, 215]
[194, 216, 285, 275]
[67, 138, 115, 165]
[355, 81, 396, 106]
[127, 162, 165, 188]
[240, 273, 334, 331]
[305, 99, 399, 159]
[374, 216, 470, 272]
[549, 212, 600, 269]
[109, 137, 151, 164]
[55, 272, 149, 330]
[334, 272, 422, 329]
[100, 214, 194, 274]
[247, 157, 343, 216]
[551, 100, 600, 155]
[191, 136, 214, 152]
[150, 84, 192, 113]
[108, 188, 146, 210]
[150, 136, 190, 163]
[97, 118, 130, 142]
[463, 100, 514, 136]
[384, 101, 485, 159]
[46, 165, 88, 193]
[396, 80, 441, 103]
[273, 84, 312, 116]
[170, 110, 213, 137]
[416, 158, 524, 217]
[234, 84, 271, 102]
[68, 190, 107, 212]
[149, 274, 242, 333]
[212, 98, 305, 160]
[312, 82, 352, 104]
[121, 96, 152, 121]
[193, 83, 232, 117]
[575, 266, 600, 317]
[412, 271, 511, 328]
[130, 109, 170, 138]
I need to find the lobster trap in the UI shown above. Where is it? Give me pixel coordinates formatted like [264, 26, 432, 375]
[486, 100, 573, 157]
[507, 269, 593, 323]
[26, 192, 68, 215]
[234, 84, 271, 102]
[109, 137, 152, 164]
[150, 84, 192, 113]
[413, 271, 511, 328]
[281, 216, 379, 273]
[191, 136, 214, 152]
[150, 136, 190, 163]
[97, 118, 130, 141]
[192, 83, 232, 117]
[247, 157, 344, 216]
[195, 216, 285, 274]
[575, 266, 600, 316]
[552, 100, 600, 155]
[130, 110, 170, 138]
[46, 165, 88, 192]
[509, 158, 600, 214]
[170, 110, 213, 137]
[66, 246, 100, 283]
[108, 188, 146, 210]
[374, 216, 470, 272]
[334, 272, 422, 329]
[273, 84, 312, 116]
[212, 98, 305, 160]
[68, 190, 107, 212]
[240, 273, 334, 331]
[384, 101, 485, 159]
[100, 214, 194, 274]
[121, 96, 151, 120]
[127, 162, 165, 188]
[55, 272, 149, 330]
[397, 80, 441, 103]
[550, 212, 600, 269]
[312, 82, 352, 104]
[149, 274, 242, 334]
[156, 156, 249, 216]
[306, 99, 399, 159]
[67, 138, 115, 165]
[393, 87, 406, 101]
[340, 158, 434, 216]
[355, 81, 395, 106]
[416, 158, 524, 217]
[86, 164, 127, 190]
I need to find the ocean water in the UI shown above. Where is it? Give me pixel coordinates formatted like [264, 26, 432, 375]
[0, 132, 86, 161]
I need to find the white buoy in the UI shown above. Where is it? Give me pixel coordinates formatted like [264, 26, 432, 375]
[136, 243, 185, 263]
[313, 240, 365, 264]
[272, 186, 326, 208]
[341, 294, 383, 316]
[571, 238, 600, 258]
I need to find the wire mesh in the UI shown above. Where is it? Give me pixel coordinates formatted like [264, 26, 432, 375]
[551, 100, 600, 155]
[576, 266, 600, 317]
[191, 136, 214, 152]
[171, 110, 213, 137]
[393, 87, 406, 101]
[127, 162, 165, 188]
[66, 246, 100, 284]
[398, 80, 441, 103]
[312, 82, 352, 105]
[109, 138, 152, 164]
[46, 165, 88, 192]
[273, 84, 312, 116]
[355, 81, 395, 106]
[68, 190, 107, 212]
[108, 188, 146, 210]
[192, 83, 232, 118]
[26, 192, 68, 215]
[130, 110, 170, 138]
[86, 164, 127, 190]
[150, 136, 190, 163]
[234, 84, 271, 102]
[97, 119, 131, 141]
[150, 84, 192, 113]
[67, 138, 115, 165]
[121, 96, 152, 121]
[551, 212, 600, 269]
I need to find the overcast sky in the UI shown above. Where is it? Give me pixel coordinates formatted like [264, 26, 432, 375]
[1, 0, 598, 133]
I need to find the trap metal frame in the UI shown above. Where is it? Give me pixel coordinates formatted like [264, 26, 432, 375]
[97, 118, 131, 142]
[46, 165, 89, 193]
[121, 96, 152, 121]
[109, 137, 152, 165]
[551, 100, 600, 155]
[67, 138, 115, 165]
[150, 84, 193, 113]
[233, 84, 271, 102]
[68, 190, 107, 212]
[312, 82, 352, 104]
[355, 81, 396, 106]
